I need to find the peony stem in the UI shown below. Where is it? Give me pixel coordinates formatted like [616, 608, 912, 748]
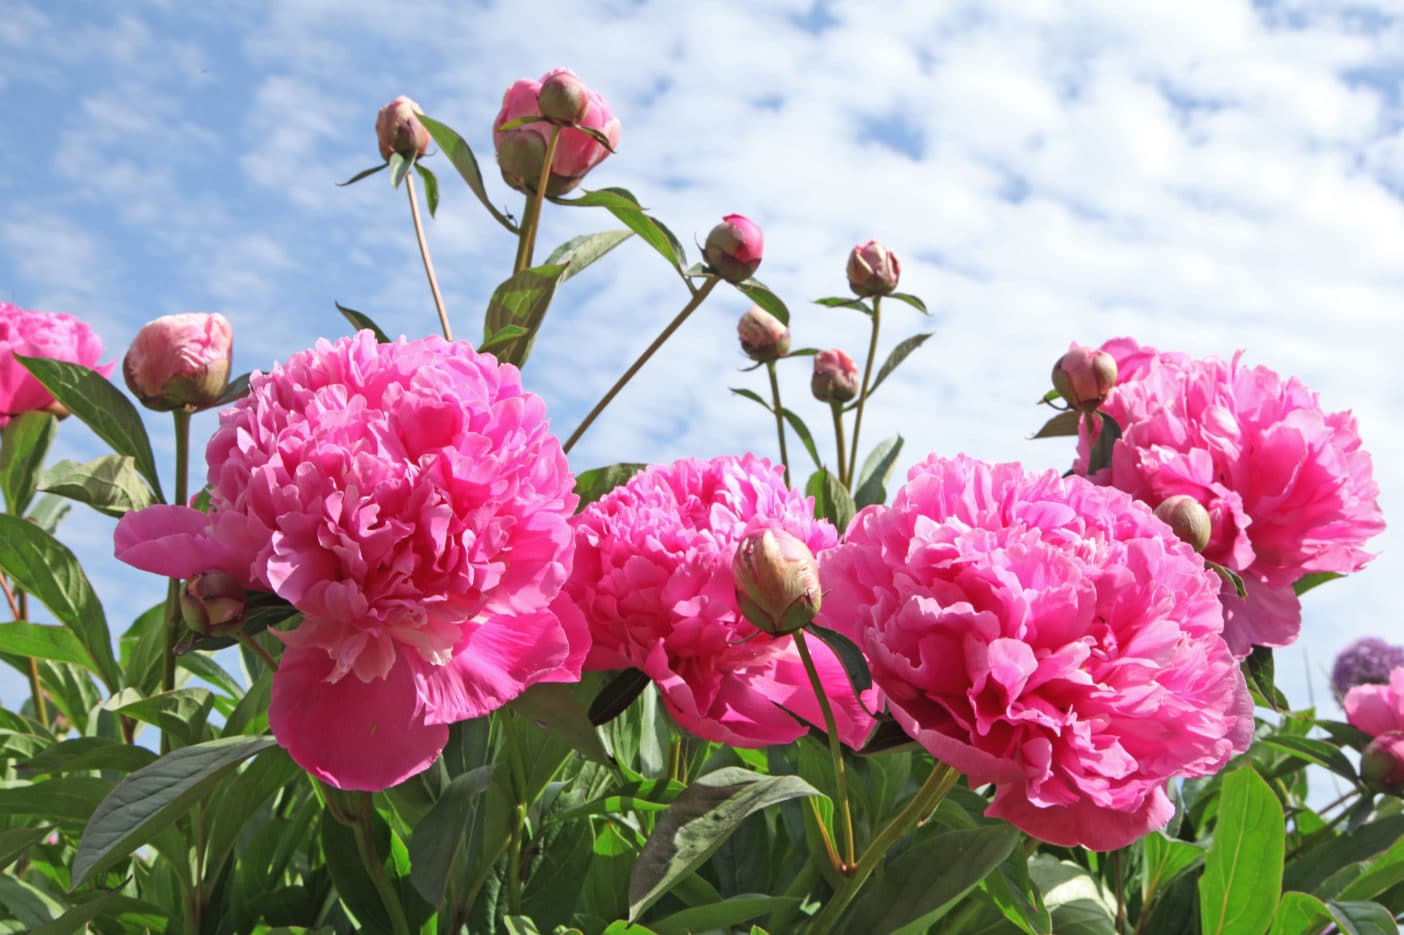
[513, 125, 563, 275]
[506, 802, 528, 915]
[829, 402, 848, 486]
[343, 791, 411, 935]
[793, 629, 856, 872]
[846, 297, 881, 490]
[805, 796, 844, 877]
[236, 631, 279, 672]
[766, 361, 791, 487]
[562, 276, 720, 454]
[161, 408, 192, 753]
[406, 172, 452, 341]
[14, 588, 48, 731]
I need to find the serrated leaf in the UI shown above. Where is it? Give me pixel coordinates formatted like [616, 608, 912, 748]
[388, 151, 412, 188]
[1085, 411, 1121, 476]
[866, 332, 933, 399]
[805, 468, 855, 534]
[334, 302, 392, 344]
[418, 114, 518, 232]
[888, 292, 928, 314]
[41, 454, 155, 518]
[482, 263, 569, 366]
[1198, 763, 1283, 935]
[1294, 572, 1343, 596]
[1032, 409, 1082, 440]
[545, 229, 635, 282]
[338, 163, 387, 186]
[415, 163, 439, 216]
[808, 624, 872, 693]
[780, 407, 822, 471]
[0, 411, 56, 515]
[854, 435, 903, 508]
[813, 296, 869, 311]
[72, 735, 277, 887]
[574, 463, 648, 510]
[409, 765, 494, 904]
[735, 279, 789, 325]
[589, 668, 652, 726]
[628, 767, 823, 919]
[16, 356, 162, 499]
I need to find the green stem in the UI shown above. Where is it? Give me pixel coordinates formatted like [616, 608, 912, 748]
[16, 589, 48, 731]
[406, 172, 452, 341]
[237, 631, 280, 672]
[806, 762, 960, 933]
[562, 276, 721, 454]
[794, 630, 856, 871]
[1112, 849, 1126, 935]
[344, 792, 411, 935]
[829, 402, 848, 486]
[766, 361, 791, 487]
[847, 297, 881, 489]
[161, 409, 192, 754]
[513, 125, 563, 275]
[506, 802, 528, 915]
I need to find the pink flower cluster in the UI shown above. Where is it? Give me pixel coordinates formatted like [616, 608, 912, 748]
[566, 454, 874, 748]
[116, 332, 587, 790]
[0, 303, 112, 426]
[819, 455, 1253, 850]
[1076, 338, 1384, 656]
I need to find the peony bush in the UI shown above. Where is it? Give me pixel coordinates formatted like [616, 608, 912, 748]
[0, 68, 1397, 935]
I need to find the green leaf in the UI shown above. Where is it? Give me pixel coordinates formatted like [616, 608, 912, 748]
[652, 895, 798, 935]
[813, 296, 870, 311]
[555, 188, 684, 271]
[1285, 814, 1404, 895]
[388, 151, 412, 188]
[0, 776, 112, 829]
[731, 387, 771, 411]
[545, 230, 635, 282]
[888, 292, 929, 314]
[1141, 832, 1205, 906]
[25, 889, 122, 935]
[590, 668, 653, 726]
[0, 622, 92, 670]
[805, 468, 855, 534]
[1031, 409, 1082, 439]
[1322, 900, 1399, 935]
[338, 163, 387, 186]
[1209, 561, 1248, 599]
[415, 163, 439, 216]
[807, 625, 872, 693]
[213, 371, 250, 407]
[482, 263, 569, 367]
[419, 114, 518, 232]
[479, 325, 528, 352]
[408, 765, 494, 904]
[854, 435, 903, 508]
[735, 279, 789, 325]
[1242, 646, 1288, 711]
[865, 332, 933, 399]
[780, 407, 822, 471]
[503, 916, 544, 935]
[16, 355, 163, 499]
[1262, 734, 1358, 781]
[0, 515, 120, 690]
[1337, 832, 1404, 902]
[628, 767, 823, 920]
[574, 463, 648, 510]
[1268, 891, 1332, 935]
[0, 825, 51, 870]
[102, 687, 214, 744]
[72, 734, 278, 887]
[19, 736, 156, 776]
[0, 411, 56, 514]
[1294, 572, 1343, 596]
[1198, 763, 1284, 935]
[1030, 857, 1118, 935]
[26, 493, 70, 534]
[334, 302, 392, 343]
[1085, 411, 1121, 476]
[509, 682, 613, 766]
[41, 454, 155, 518]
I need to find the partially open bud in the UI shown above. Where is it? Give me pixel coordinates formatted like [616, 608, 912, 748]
[733, 528, 822, 636]
[847, 240, 901, 297]
[1051, 346, 1118, 412]
[812, 348, 859, 403]
[123, 313, 233, 412]
[737, 305, 790, 363]
[703, 214, 764, 284]
[376, 95, 431, 161]
[1361, 731, 1404, 796]
[180, 570, 247, 637]
[1154, 495, 1212, 553]
[538, 70, 590, 125]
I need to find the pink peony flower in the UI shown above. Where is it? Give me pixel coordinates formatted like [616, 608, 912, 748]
[114, 331, 588, 790]
[1074, 339, 1385, 656]
[818, 454, 1253, 850]
[493, 68, 620, 197]
[565, 454, 874, 748]
[123, 312, 233, 411]
[0, 303, 112, 426]
[1344, 667, 1404, 738]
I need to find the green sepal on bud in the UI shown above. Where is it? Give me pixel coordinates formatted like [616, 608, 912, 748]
[181, 570, 248, 637]
[733, 528, 822, 636]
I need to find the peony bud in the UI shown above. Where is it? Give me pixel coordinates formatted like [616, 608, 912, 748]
[494, 128, 549, 194]
[537, 70, 590, 125]
[376, 95, 431, 162]
[123, 313, 233, 412]
[847, 240, 901, 297]
[733, 527, 822, 636]
[494, 69, 620, 196]
[1051, 345, 1118, 412]
[180, 570, 247, 637]
[812, 348, 859, 404]
[1154, 495, 1212, 553]
[737, 305, 790, 363]
[703, 214, 764, 283]
[1361, 730, 1404, 795]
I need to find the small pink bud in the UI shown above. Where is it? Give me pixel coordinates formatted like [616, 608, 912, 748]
[1051, 345, 1118, 412]
[703, 214, 764, 284]
[537, 70, 590, 125]
[1361, 730, 1404, 795]
[737, 305, 790, 363]
[847, 240, 901, 297]
[180, 570, 247, 637]
[376, 95, 430, 161]
[812, 348, 859, 404]
[1154, 495, 1213, 553]
[733, 527, 822, 636]
[123, 313, 233, 412]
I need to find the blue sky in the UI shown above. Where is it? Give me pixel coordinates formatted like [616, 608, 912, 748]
[3, 0, 1403, 739]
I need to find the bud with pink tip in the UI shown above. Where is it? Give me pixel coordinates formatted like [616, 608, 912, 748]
[493, 68, 620, 196]
[180, 570, 247, 637]
[123, 313, 233, 412]
[733, 527, 823, 636]
[1362, 730, 1404, 795]
[812, 348, 859, 403]
[847, 240, 901, 297]
[703, 214, 764, 284]
[538, 70, 590, 125]
[737, 305, 790, 363]
[1154, 495, 1212, 554]
[1051, 345, 1118, 412]
[376, 96, 431, 162]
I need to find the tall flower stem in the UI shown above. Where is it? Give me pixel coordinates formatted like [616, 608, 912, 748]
[806, 761, 960, 933]
[513, 126, 563, 275]
[766, 361, 791, 487]
[160, 409, 192, 753]
[340, 791, 411, 935]
[562, 276, 720, 454]
[793, 629, 856, 872]
[12, 587, 47, 731]
[846, 297, 882, 489]
[829, 402, 848, 486]
[406, 173, 452, 341]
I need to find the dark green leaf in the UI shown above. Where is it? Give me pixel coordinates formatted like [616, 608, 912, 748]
[1323, 900, 1400, 935]
[26, 889, 123, 935]
[479, 325, 528, 352]
[1262, 735, 1357, 781]
[628, 767, 823, 919]
[575, 463, 648, 511]
[409, 765, 494, 904]
[0, 411, 56, 514]
[1198, 763, 1283, 935]
[0, 825, 50, 870]
[652, 895, 797, 935]
[735, 279, 789, 325]
[854, 435, 903, 508]
[589, 668, 652, 726]
[807, 625, 872, 694]
[415, 163, 439, 216]
[213, 372, 251, 406]
[1031, 410, 1082, 440]
[388, 151, 412, 188]
[1294, 572, 1343, 596]
[1209, 561, 1247, 599]
[805, 468, 855, 534]
[16, 355, 163, 499]
[1337, 832, 1404, 902]
[482, 263, 569, 367]
[1242, 646, 1288, 711]
[544, 230, 635, 282]
[419, 114, 518, 232]
[72, 735, 278, 887]
[509, 682, 612, 766]
[730, 387, 771, 411]
[866, 332, 933, 399]
[102, 688, 214, 744]
[338, 163, 387, 186]
[1285, 814, 1404, 895]
[334, 302, 392, 344]
[1085, 412, 1121, 476]
[553, 186, 642, 209]
[887, 292, 929, 314]
[20, 736, 156, 776]
[0, 776, 111, 828]
[177, 650, 246, 701]
[813, 296, 870, 311]
[780, 407, 822, 471]
[41, 454, 155, 518]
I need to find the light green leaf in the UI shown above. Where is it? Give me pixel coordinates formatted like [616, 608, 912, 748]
[388, 151, 412, 188]
[888, 292, 929, 314]
[780, 407, 822, 471]
[1031, 409, 1082, 440]
[415, 162, 439, 216]
[419, 114, 518, 232]
[805, 468, 855, 534]
[101, 687, 215, 744]
[865, 332, 933, 399]
[0, 411, 56, 515]
[335, 302, 392, 344]
[574, 463, 648, 511]
[735, 279, 789, 325]
[26, 889, 122, 935]
[482, 263, 569, 366]
[1199, 763, 1283, 935]
[854, 435, 903, 508]
[41, 454, 155, 518]
[0, 622, 92, 670]
[1294, 572, 1343, 596]
[545, 230, 635, 282]
[337, 163, 387, 186]
[813, 296, 870, 311]
[1030, 857, 1117, 935]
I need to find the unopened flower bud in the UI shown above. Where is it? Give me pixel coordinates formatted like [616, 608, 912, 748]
[1361, 731, 1404, 795]
[737, 306, 790, 363]
[123, 313, 233, 412]
[1154, 495, 1212, 553]
[847, 240, 901, 297]
[704, 214, 764, 284]
[1051, 346, 1118, 412]
[812, 348, 859, 403]
[733, 528, 822, 636]
[495, 128, 550, 194]
[376, 95, 431, 161]
[537, 70, 590, 125]
[180, 570, 247, 637]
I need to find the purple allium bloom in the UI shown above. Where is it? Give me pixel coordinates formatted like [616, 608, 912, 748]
[1332, 637, 1404, 700]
